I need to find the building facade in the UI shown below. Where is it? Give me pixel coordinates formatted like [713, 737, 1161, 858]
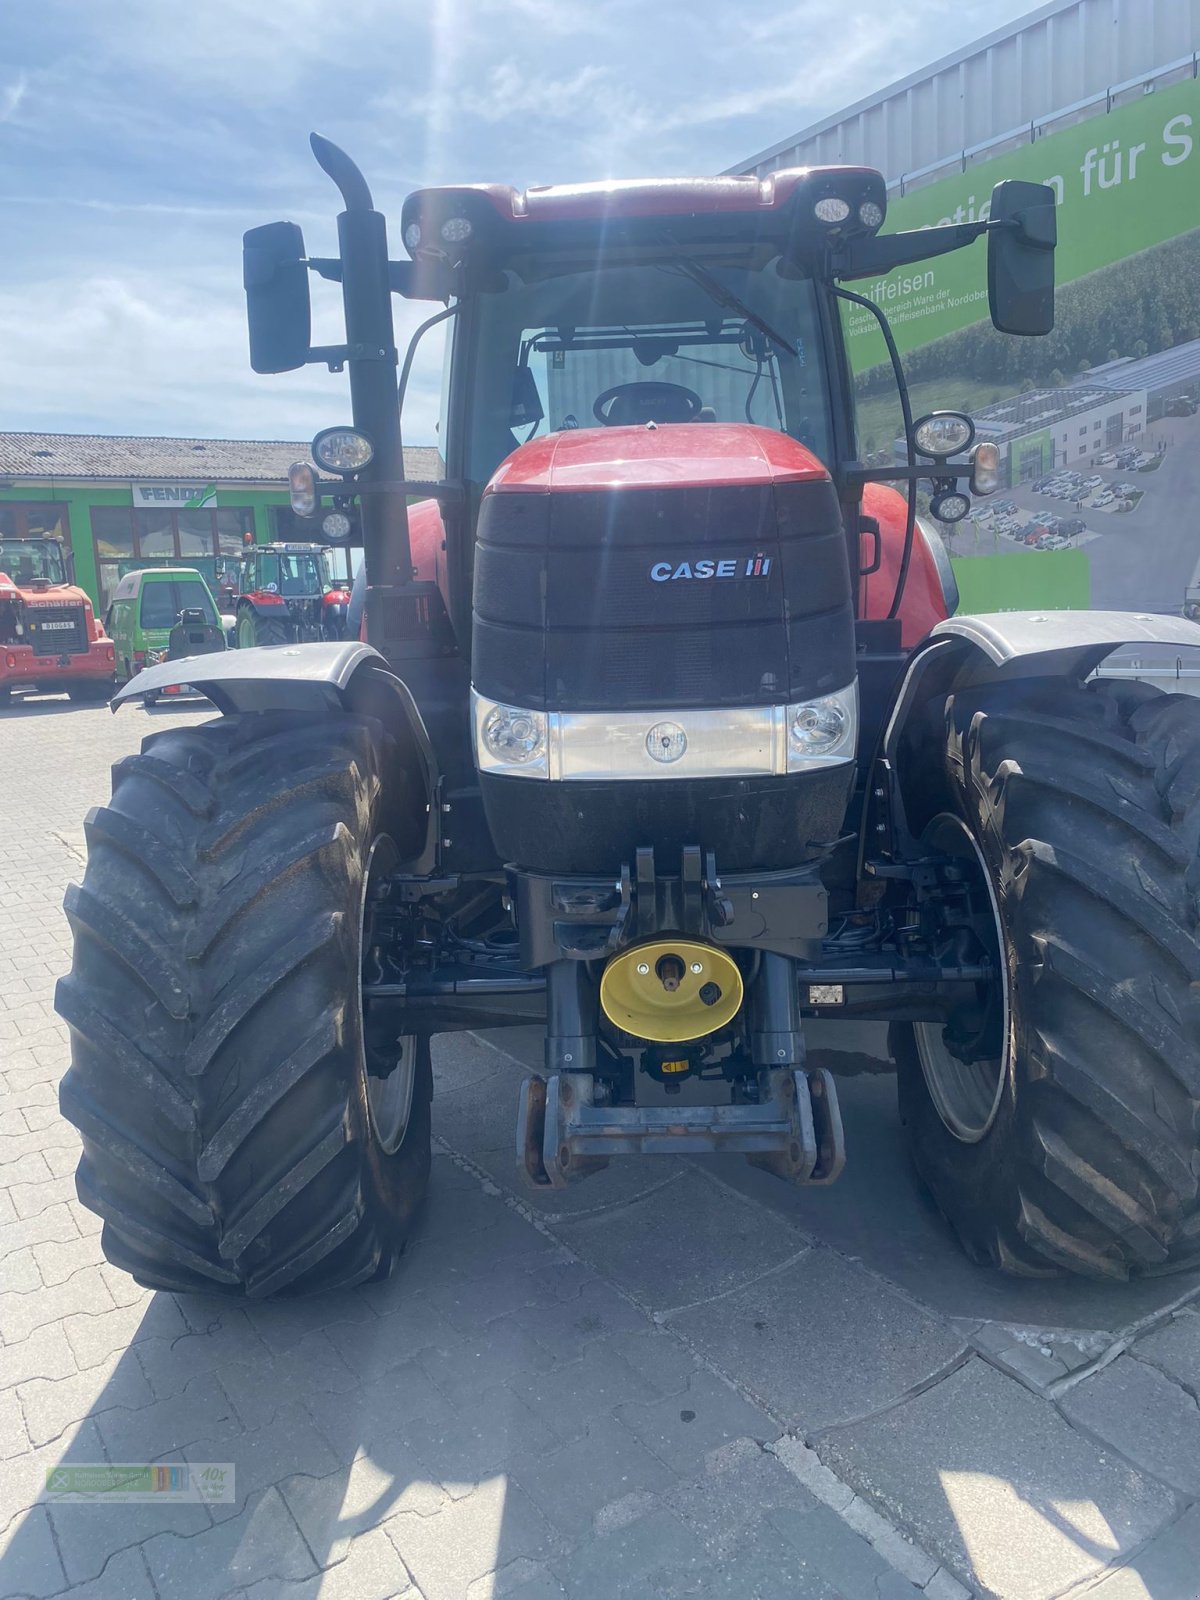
[0, 434, 437, 614]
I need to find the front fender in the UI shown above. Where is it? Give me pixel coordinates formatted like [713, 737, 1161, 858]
[867, 610, 1200, 869]
[886, 609, 1200, 755]
[111, 641, 383, 714]
[112, 640, 443, 870]
[930, 609, 1200, 678]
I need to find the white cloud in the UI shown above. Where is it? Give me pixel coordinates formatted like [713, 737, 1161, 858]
[0, 271, 444, 443]
[2, 0, 1040, 438]
[0, 72, 27, 121]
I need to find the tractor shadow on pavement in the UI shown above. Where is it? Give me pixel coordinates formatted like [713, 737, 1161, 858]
[7, 1026, 1199, 1599]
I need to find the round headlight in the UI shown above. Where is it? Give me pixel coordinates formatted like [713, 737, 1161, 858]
[913, 412, 976, 459]
[814, 196, 852, 224]
[404, 222, 421, 250]
[858, 200, 884, 229]
[440, 216, 473, 243]
[311, 427, 374, 475]
[322, 511, 353, 542]
[482, 704, 546, 763]
[288, 461, 317, 518]
[930, 490, 971, 524]
[790, 697, 848, 756]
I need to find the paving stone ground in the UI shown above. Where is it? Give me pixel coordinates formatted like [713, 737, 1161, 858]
[2, 693, 1200, 1599]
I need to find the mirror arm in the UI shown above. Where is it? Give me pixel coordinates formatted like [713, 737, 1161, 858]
[843, 462, 970, 485]
[832, 219, 988, 281]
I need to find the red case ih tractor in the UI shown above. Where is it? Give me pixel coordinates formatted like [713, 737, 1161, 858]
[232, 539, 349, 646]
[57, 137, 1200, 1300]
[0, 537, 115, 704]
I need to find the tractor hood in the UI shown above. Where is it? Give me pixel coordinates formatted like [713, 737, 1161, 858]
[471, 421, 855, 874]
[472, 420, 853, 717]
[486, 422, 831, 495]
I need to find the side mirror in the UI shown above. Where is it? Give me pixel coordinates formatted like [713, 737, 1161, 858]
[243, 221, 311, 373]
[987, 180, 1056, 337]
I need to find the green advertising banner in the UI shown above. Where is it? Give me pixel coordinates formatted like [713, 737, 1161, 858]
[846, 75, 1200, 365]
[847, 74, 1200, 621]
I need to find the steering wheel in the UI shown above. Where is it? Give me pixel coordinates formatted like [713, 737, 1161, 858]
[593, 381, 704, 426]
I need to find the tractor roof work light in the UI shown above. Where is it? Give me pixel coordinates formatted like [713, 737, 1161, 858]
[288, 461, 318, 518]
[311, 427, 374, 475]
[814, 196, 852, 224]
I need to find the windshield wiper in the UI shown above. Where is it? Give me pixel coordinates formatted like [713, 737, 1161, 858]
[669, 258, 797, 358]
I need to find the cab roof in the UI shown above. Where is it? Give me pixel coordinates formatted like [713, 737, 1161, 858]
[112, 566, 209, 600]
[400, 166, 887, 269]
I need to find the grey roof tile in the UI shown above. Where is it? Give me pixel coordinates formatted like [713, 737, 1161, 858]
[0, 432, 439, 485]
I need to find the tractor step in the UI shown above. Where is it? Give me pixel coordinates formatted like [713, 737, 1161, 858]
[517, 1068, 845, 1190]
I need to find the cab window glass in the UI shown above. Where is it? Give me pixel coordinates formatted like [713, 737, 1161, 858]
[140, 583, 182, 629]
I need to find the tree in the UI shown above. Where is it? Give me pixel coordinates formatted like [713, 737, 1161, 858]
[1050, 369, 1065, 387]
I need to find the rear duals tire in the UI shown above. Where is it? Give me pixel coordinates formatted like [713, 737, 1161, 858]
[55, 709, 431, 1298]
[897, 676, 1200, 1280]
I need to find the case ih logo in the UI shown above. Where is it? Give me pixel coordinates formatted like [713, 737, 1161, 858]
[650, 554, 771, 582]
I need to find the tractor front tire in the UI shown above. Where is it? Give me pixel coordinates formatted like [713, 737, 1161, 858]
[897, 676, 1200, 1280]
[55, 710, 431, 1297]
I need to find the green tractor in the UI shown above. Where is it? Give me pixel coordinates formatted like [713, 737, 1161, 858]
[56, 135, 1200, 1298]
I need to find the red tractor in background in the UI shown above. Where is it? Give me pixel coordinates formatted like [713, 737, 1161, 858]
[0, 537, 115, 704]
[232, 538, 352, 646]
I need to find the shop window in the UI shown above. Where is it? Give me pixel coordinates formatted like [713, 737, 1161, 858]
[216, 508, 255, 554]
[93, 504, 256, 609]
[176, 511, 215, 558]
[135, 509, 176, 558]
[0, 502, 72, 542]
[92, 507, 136, 557]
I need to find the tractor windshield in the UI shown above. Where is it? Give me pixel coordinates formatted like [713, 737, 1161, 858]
[460, 257, 833, 486]
[0, 539, 66, 586]
[259, 552, 322, 595]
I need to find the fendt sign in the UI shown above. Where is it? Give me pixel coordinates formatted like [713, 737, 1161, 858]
[132, 483, 218, 509]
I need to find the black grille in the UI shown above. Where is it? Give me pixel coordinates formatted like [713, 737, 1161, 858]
[473, 479, 853, 711]
[28, 605, 88, 657]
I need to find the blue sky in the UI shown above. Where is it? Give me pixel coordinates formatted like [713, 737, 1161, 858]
[1, 0, 1035, 445]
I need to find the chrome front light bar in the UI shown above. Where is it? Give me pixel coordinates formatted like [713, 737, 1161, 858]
[471, 682, 858, 781]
